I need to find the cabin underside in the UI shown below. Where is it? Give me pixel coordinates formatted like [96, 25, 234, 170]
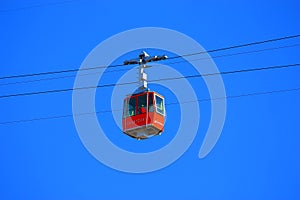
[123, 124, 162, 140]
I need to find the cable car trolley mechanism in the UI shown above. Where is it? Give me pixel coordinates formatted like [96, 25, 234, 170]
[122, 51, 167, 140]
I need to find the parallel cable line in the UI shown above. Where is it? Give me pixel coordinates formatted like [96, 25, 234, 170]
[167, 34, 300, 60]
[157, 43, 300, 66]
[0, 63, 299, 99]
[0, 67, 131, 87]
[149, 64, 300, 83]
[1, 87, 299, 125]
[1, 34, 299, 80]
[167, 87, 300, 105]
[1, 43, 299, 87]
[0, 64, 125, 80]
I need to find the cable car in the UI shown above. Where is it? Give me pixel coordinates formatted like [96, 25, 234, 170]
[122, 91, 165, 139]
[122, 51, 167, 140]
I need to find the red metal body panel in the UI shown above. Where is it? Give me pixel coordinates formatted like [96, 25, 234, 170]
[122, 112, 164, 132]
[122, 91, 165, 139]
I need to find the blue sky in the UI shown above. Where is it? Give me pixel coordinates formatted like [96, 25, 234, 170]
[0, 0, 300, 199]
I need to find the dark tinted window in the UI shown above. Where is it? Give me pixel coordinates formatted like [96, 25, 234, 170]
[138, 94, 147, 114]
[128, 97, 136, 116]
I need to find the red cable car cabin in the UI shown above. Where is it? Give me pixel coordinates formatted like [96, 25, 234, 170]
[122, 91, 165, 140]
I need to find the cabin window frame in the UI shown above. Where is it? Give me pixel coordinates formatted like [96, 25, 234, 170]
[127, 96, 137, 117]
[155, 94, 165, 116]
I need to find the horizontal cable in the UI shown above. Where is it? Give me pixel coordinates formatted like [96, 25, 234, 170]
[0, 63, 299, 99]
[149, 64, 300, 83]
[1, 86, 299, 125]
[157, 43, 300, 66]
[0, 63, 126, 80]
[1, 43, 299, 87]
[0, 67, 131, 87]
[1, 33, 299, 80]
[167, 34, 300, 60]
